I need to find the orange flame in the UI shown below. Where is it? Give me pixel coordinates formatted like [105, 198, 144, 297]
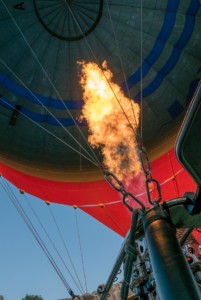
[79, 61, 141, 180]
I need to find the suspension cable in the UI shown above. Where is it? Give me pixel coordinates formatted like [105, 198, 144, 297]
[74, 208, 88, 293]
[168, 152, 180, 197]
[137, 0, 162, 205]
[1, 0, 101, 166]
[48, 204, 85, 294]
[0, 58, 100, 167]
[105, 0, 139, 130]
[0, 177, 75, 297]
[64, 2, 138, 136]
[101, 204, 126, 236]
[23, 193, 84, 295]
[0, 95, 99, 168]
[140, 0, 143, 140]
[102, 1, 162, 208]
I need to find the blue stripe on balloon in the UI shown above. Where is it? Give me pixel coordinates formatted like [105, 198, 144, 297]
[0, 72, 83, 110]
[122, 0, 180, 91]
[135, 0, 200, 101]
[0, 97, 85, 126]
[21, 107, 83, 126]
[0, 0, 200, 127]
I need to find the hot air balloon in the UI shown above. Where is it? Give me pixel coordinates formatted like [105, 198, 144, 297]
[0, 0, 200, 235]
[0, 1, 201, 298]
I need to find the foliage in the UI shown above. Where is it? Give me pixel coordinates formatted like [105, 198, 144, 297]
[22, 295, 43, 300]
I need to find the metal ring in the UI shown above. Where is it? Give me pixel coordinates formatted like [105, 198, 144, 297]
[146, 178, 162, 205]
[104, 171, 125, 193]
[123, 192, 145, 211]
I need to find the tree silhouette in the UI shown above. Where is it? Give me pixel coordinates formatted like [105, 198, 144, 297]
[22, 295, 43, 300]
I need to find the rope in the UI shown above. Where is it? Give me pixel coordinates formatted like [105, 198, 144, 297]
[0, 177, 75, 297]
[74, 209, 88, 293]
[0, 58, 99, 167]
[48, 205, 85, 294]
[0, 95, 98, 167]
[0, 0, 101, 167]
[64, 2, 138, 136]
[23, 194, 84, 294]
[105, 0, 139, 130]
[140, 0, 143, 140]
[168, 152, 180, 197]
[101, 205, 126, 237]
[69, 168, 184, 208]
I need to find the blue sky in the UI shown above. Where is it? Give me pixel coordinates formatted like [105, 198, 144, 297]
[0, 178, 124, 300]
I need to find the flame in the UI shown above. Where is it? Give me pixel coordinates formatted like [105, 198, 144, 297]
[79, 61, 141, 180]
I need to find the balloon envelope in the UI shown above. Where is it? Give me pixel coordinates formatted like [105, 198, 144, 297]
[0, 0, 201, 235]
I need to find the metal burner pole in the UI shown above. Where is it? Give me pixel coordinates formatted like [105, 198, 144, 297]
[142, 205, 200, 300]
